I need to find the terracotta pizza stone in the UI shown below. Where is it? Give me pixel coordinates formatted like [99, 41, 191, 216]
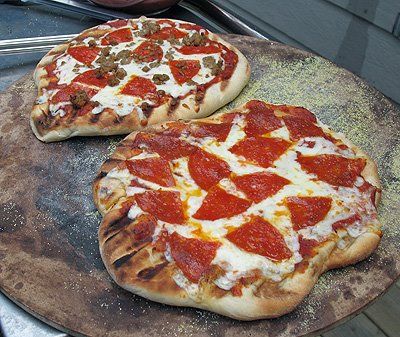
[0, 35, 399, 337]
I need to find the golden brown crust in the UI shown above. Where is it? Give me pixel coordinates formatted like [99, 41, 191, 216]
[94, 101, 382, 320]
[30, 19, 250, 142]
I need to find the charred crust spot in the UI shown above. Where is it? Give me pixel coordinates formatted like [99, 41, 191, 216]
[168, 97, 180, 115]
[137, 262, 168, 280]
[141, 102, 154, 118]
[195, 90, 205, 103]
[98, 171, 107, 179]
[113, 252, 136, 269]
[90, 113, 100, 123]
[105, 216, 132, 237]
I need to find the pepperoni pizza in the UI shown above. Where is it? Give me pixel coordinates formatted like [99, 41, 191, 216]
[93, 100, 382, 320]
[31, 17, 250, 142]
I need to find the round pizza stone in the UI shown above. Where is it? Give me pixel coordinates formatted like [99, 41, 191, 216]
[0, 35, 399, 337]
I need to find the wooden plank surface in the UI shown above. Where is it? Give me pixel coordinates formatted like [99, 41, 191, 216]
[364, 284, 400, 337]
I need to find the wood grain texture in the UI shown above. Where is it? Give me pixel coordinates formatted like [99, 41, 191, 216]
[0, 35, 399, 337]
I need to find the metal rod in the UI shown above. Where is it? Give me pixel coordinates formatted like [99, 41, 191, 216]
[0, 45, 58, 55]
[184, 0, 268, 40]
[0, 34, 76, 48]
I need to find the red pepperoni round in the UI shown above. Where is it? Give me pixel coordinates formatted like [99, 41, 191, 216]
[133, 41, 163, 63]
[72, 69, 109, 88]
[297, 154, 366, 187]
[188, 149, 231, 190]
[120, 76, 157, 98]
[51, 84, 97, 104]
[169, 60, 201, 84]
[232, 172, 290, 203]
[135, 190, 184, 224]
[157, 19, 176, 27]
[132, 214, 157, 242]
[276, 105, 317, 123]
[226, 216, 292, 261]
[283, 116, 327, 141]
[286, 196, 332, 230]
[108, 19, 128, 28]
[332, 214, 361, 231]
[168, 232, 220, 282]
[229, 137, 291, 168]
[101, 28, 133, 45]
[68, 45, 99, 65]
[45, 62, 57, 77]
[298, 235, 319, 258]
[149, 27, 187, 40]
[132, 132, 195, 160]
[219, 47, 238, 80]
[178, 45, 221, 55]
[125, 157, 175, 187]
[190, 122, 232, 142]
[178, 23, 205, 32]
[244, 100, 282, 136]
[193, 186, 251, 220]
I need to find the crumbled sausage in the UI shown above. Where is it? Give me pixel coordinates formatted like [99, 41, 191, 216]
[139, 20, 160, 37]
[116, 50, 131, 61]
[101, 47, 111, 56]
[170, 98, 179, 106]
[120, 57, 132, 65]
[149, 61, 160, 68]
[152, 74, 170, 85]
[165, 51, 174, 60]
[142, 65, 150, 72]
[107, 75, 120, 87]
[88, 39, 96, 47]
[183, 32, 206, 46]
[115, 68, 127, 80]
[70, 90, 89, 109]
[141, 102, 152, 117]
[195, 90, 205, 102]
[202, 56, 223, 76]
[157, 89, 166, 96]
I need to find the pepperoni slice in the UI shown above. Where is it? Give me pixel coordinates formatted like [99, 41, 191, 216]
[51, 84, 97, 104]
[244, 100, 282, 136]
[108, 19, 128, 28]
[286, 196, 332, 230]
[188, 149, 231, 190]
[157, 19, 176, 27]
[229, 137, 291, 168]
[219, 48, 238, 80]
[125, 157, 175, 187]
[132, 214, 157, 242]
[178, 45, 221, 55]
[133, 41, 163, 63]
[132, 133, 195, 160]
[193, 186, 251, 220]
[45, 62, 57, 77]
[101, 28, 133, 45]
[297, 154, 366, 187]
[189, 122, 232, 142]
[135, 190, 184, 224]
[298, 235, 319, 258]
[221, 112, 243, 123]
[168, 232, 220, 282]
[149, 27, 187, 40]
[178, 23, 205, 32]
[283, 116, 327, 141]
[276, 105, 317, 123]
[169, 60, 201, 84]
[72, 69, 109, 88]
[232, 172, 290, 203]
[226, 216, 292, 261]
[121, 76, 157, 98]
[332, 214, 361, 231]
[68, 46, 99, 65]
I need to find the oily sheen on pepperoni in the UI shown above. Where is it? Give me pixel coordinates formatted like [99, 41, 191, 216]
[149, 27, 187, 40]
[244, 100, 282, 136]
[230, 137, 291, 168]
[286, 196, 332, 231]
[135, 190, 184, 224]
[125, 157, 175, 187]
[190, 122, 232, 142]
[169, 60, 201, 84]
[188, 149, 231, 190]
[101, 28, 133, 45]
[276, 105, 317, 123]
[132, 133, 195, 160]
[132, 41, 163, 63]
[226, 216, 292, 261]
[298, 235, 319, 258]
[283, 116, 327, 141]
[232, 172, 290, 203]
[121, 76, 157, 98]
[178, 45, 221, 55]
[50, 84, 97, 104]
[131, 213, 157, 243]
[68, 46, 99, 65]
[193, 186, 251, 220]
[168, 232, 220, 282]
[332, 214, 361, 231]
[72, 69, 109, 88]
[297, 154, 366, 187]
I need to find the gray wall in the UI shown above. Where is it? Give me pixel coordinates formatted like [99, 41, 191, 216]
[213, 0, 400, 105]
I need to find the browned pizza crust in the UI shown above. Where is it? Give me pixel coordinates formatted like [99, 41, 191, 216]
[94, 101, 382, 320]
[30, 19, 250, 142]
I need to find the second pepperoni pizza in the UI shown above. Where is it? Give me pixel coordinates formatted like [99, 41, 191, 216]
[31, 17, 250, 142]
[93, 100, 382, 320]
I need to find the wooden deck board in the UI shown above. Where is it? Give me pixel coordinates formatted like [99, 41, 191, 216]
[363, 285, 400, 337]
[322, 313, 387, 337]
